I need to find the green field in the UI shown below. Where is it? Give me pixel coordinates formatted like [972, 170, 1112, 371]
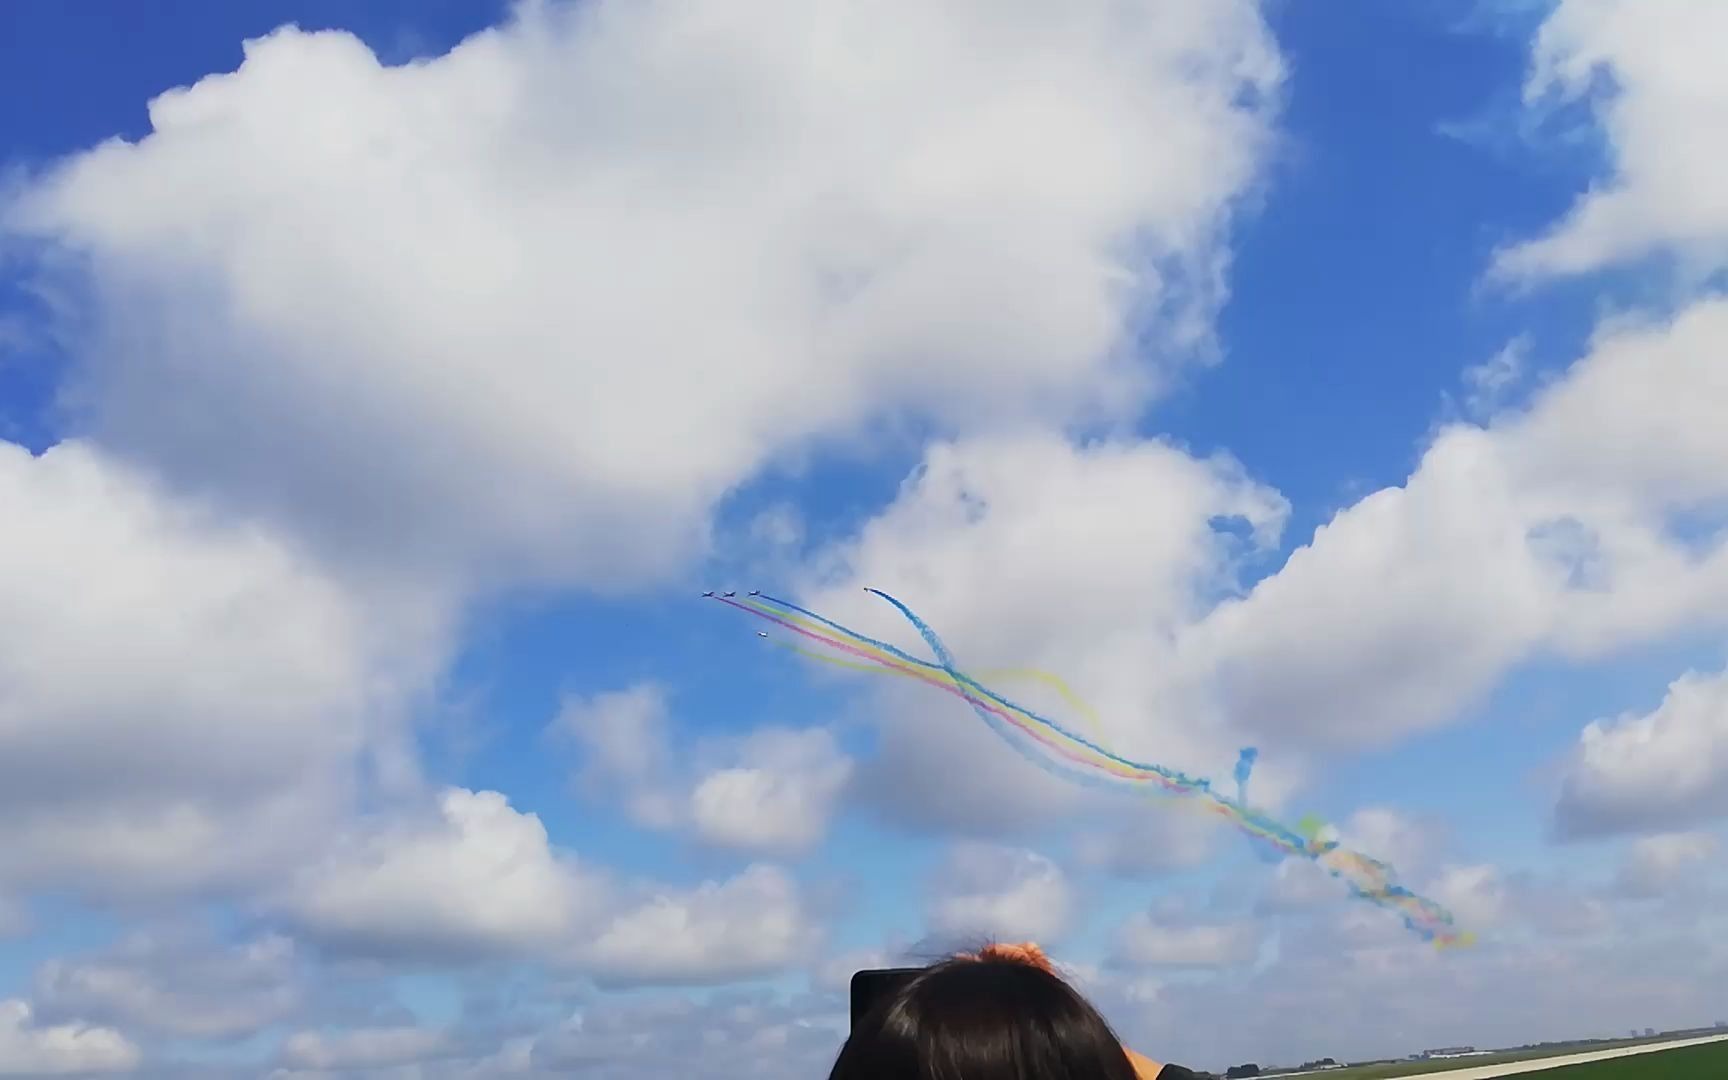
[1260, 1037, 1723, 1080]
[1506, 1038, 1728, 1078]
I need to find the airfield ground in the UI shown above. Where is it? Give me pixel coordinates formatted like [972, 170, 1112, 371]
[1519, 1037, 1728, 1078]
[1267, 1032, 1728, 1080]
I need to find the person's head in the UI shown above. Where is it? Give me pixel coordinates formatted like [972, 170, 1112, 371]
[828, 946, 1142, 1080]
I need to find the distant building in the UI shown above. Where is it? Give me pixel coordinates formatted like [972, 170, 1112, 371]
[1420, 1047, 1477, 1059]
[1645, 1029, 1656, 1038]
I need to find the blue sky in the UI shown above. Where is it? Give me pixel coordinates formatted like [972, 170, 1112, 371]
[3, 1, 1728, 1077]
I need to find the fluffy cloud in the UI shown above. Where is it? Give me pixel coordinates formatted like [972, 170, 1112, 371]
[1073, 811, 1221, 880]
[276, 787, 607, 961]
[0, 3, 1286, 1054]
[1193, 297, 1728, 748]
[1334, 807, 1441, 874]
[257, 869, 1727, 1078]
[5, 0, 1281, 592]
[1616, 832, 1721, 898]
[556, 685, 853, 854]
[1, 9, 1284, 1050]
[689, 728, 854, 856]
[554, 684, 686, 831]
[926, 843, 1075, 944]
[276, 785, 820, 984]
[1497, 0, 1728, 277]
[1428, 864, 1512, 932]
[1111, 910, 1259, 969]
[17, 2, 1728, 1074]
[0, 439, 443, 900]
[280, 1025, 456, 1070]
[583, 864, 821, 987]
[528, 990, 844, 1080]
[0, 1000, 139, 1076]
[802, 431, 1289, 831]
[806, 433, 1288, 671]
[0, 425, 849, 1054]
[789, 136, 1728, 845]
[1555, 668, 1728, 838]
[1257, 856, 1340, 914]
[34, 930, 302, 1040]
[1192, 429, 1559, 747]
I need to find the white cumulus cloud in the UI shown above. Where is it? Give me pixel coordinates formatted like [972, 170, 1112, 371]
[280, 1025, 456, 1070]
[0, 1000, 139, 1076]
[690, 728, 854, 856]
[1497, 0, 1728, 277]
[556, 685, 853, 854]
[0, 439, 444, 901]
[554, 683, 686, 831]
[801, 430, 1290, 832]
[276, 787, 608, 960]
[275, 786, 823, 985]
[1555, 668, 1728, 838]
[927, 843, 1076, 944]
[5, 0, 1282, 593]
[1616, 831, 1721, 897]
[1192, 297, 1728, 749]
[34, 929, 302, 1040]
[1112, 912, 1259, 969]
[583, 864, 821, 986]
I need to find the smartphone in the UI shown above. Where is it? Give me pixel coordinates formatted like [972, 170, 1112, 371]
[849, 967, 922, 1029]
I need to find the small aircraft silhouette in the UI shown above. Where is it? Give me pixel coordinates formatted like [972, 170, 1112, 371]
[756, 631, 768, 639]
[723, 590, 737, 598]
[702, 590, 716, 598]
[748, 590, 761, 596]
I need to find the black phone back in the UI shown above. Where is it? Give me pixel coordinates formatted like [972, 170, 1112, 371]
[848, 967, 922, 1029]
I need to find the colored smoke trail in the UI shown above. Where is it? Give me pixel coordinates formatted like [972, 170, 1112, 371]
[712, 589, 1473, 948]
